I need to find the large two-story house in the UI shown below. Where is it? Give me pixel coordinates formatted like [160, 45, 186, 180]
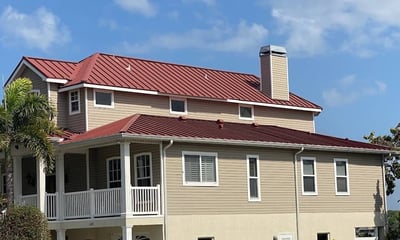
[1, 45, 389, 240]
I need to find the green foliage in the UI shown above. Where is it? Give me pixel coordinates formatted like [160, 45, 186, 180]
[0, 205, 50, 240]
[364, 128, 400, 195]
[386, 211, 400, 240]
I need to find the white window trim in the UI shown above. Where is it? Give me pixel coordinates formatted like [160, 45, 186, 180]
[334, 158, 350, 195]
[69, 90, 80, 115]
[31, 89, 40, 95]
[106, 157, 121, 188]
[170, 98, 187, 114]
[247, 154, 261, 201]
[301, 157, 318, 195]
[239, 104, 254, 120]
[133, 152, 153, 186]
[278, 233, 293, 240]
[94, 89, 114, 108]
[182, 151, 219, 187]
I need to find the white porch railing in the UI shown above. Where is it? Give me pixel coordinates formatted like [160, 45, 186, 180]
[20, 185, 161, 220]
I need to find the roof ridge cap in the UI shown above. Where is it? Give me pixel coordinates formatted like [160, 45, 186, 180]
[71, 53, 100, 81]
[120, 114, 141, 132]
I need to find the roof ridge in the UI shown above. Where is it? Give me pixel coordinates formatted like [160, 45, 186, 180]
[120, 114, 141, 132]
[71, 53, 101, 82]
[24, 56, 77, 64]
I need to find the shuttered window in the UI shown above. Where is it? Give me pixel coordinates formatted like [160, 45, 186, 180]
[183, 152, 218, 186]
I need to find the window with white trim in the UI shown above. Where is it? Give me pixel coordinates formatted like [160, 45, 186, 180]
[355, 227, 377, 239]
[69, 90, 80, 114]
[278, 234, 293, 240]
[198, 237, 214, 240]
[183, 151, 218, 186]
[94, 89, 114, 108]
[31, 89, 40, 95]
[107, 157, 121, 188]
[239, 105, 253, 120]
[170, 98, 187, 114]
[334, 158, 349, 195]
[134, 153, 152, 186]
[301, 157, 317, 195]
[247, 155, 260, 201]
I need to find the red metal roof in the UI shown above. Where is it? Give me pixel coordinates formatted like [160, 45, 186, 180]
[23, 53, 321, 110]
[63, 114, 387, 151]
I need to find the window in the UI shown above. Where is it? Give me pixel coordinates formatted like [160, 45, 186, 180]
[94, 90, 114, 107]
[183, 151, 218, 186]
[317, 233, 330, 240]
[198, 237, 214, 240]
[69, 90, 80, 114]
[278, 234, 293, 240]
[170, 98, 187, 114]
[239, 105, 253, 120]
[107, 157, 121, 188]
[301, 157, 317, 195]
[247, 155, 260, 201]
[134, 153, 152, 186]
[334, 158, 349, 195]
[31, 89, 40, 95]
[355, 227, 377, 239]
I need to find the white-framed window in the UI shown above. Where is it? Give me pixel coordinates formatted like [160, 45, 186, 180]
[182, 151, 218, 186]
[170, 98, 187, 114]
[334, 158, 349, 195]
[198, 237, 214, 240]
[107, 157, 121, 188]
[94, 89, 114, 108]
[355, 227, 377, 239]
[69, 90, 80, 115]
[317, 232, 330, 240]
[278, 234, 293, 240]
[31, 89, 40, 95]
[239, 104, 254, 120]
[247, 154, 260, 201]
[134, 153, 152, 187]
[301, 157, 317, 195]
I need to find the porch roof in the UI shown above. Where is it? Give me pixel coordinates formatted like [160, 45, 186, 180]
[60, 114, 389, 153]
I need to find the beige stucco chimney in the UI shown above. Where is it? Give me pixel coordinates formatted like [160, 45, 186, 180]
[259, 45, 289, 101]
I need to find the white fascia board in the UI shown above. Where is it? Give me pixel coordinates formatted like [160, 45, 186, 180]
[46, 78, 68, 84]
[6, 59, 46, 87]
[227, 99, 322, 113]
[59, 83, 159, 95]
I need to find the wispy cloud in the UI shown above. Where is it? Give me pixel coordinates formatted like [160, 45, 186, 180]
[0, 6, 70, 51]
[322, 75, 387, 107]
[98, 18, 118, 30]
[114, 0, 157, 17]
[268, 0, 400, 57]
[120, 20, 268, 54]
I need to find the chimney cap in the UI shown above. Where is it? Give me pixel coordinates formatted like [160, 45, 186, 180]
[259, 45, 287, 56]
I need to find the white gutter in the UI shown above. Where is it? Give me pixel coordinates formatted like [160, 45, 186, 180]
[294, 147, 304, 240]
[161, 140, 173, 240]
[226, 99, 321, 113]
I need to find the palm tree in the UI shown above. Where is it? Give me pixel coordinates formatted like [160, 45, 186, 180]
[0, 77, 58, 205]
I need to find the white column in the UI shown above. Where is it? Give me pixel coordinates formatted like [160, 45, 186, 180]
[36, 158, 46, 213]
[56, 229, 66, 240]
[13, 156, 22, 204]
[56, 153, 65, 220]
[120, 142, 132, 216]
[122, 226, 133, 240]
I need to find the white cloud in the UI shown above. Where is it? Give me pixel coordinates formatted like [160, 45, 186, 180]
[322, 75, 387, 107]
[0, 6, 70, 51]
[121, 20, 268, 54]
[115, 0, 156, 17]
[268, 0, 400, 57]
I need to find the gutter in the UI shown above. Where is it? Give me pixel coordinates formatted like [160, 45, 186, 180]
[294, 147, 304, 240]
[161, 140, 173, 240]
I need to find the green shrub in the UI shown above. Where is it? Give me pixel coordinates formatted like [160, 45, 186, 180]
[0, 205, 50, 240]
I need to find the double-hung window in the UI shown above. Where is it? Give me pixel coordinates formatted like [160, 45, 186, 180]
[334, 158, 349, 195]
[107, 157, 121, 188]
[247, 155, 260, 201]
[183, 151, 218, 186]
[301, 157, 317, 195]
[69, 90, 80, 114]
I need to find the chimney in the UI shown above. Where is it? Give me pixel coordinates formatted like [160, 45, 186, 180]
[259, 45, 289, 101]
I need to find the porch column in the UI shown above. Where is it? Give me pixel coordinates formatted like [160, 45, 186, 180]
[56, 153, 65, 220]
[120, 141, 132, 216]
[36, 158, 46, 213]
[122, 226, 133, 240]
[56, 229, 66, 240]
[13, 156, 22, 204]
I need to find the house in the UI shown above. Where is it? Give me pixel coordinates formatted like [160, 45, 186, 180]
[1, 45, 389, 240]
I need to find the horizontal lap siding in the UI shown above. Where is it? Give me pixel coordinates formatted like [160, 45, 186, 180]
[67, 89, 86, 133]
[49, 83, 67, 128]
[166, 143, 296, 215]
[298, 152, 384, 213]
[21, 68, 48, 95]
[131, 143, 161, 186]
[271, 55, 289, 100]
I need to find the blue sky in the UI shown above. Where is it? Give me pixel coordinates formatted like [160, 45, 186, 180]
[1, 0, 400, 208]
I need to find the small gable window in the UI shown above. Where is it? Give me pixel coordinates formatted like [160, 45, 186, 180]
[69, 90, 80, 115]
[94, 90, 114, 107]
[239, 105, 253, 120]
[170, 98, 187, 114]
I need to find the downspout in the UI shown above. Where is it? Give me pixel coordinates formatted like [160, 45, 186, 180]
[161, 140, 173, 240]
[294, 146, 304, 240]
[382, 154, 388, 236]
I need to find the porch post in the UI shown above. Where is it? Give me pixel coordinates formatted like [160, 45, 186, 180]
[36, 158, 46, 213]
[120, 141, 132, 216]
[122, 226, 133, 240]
[56, 153, 65, 220]
[13, 156, 22, 204]
[56, 229, 66, 240]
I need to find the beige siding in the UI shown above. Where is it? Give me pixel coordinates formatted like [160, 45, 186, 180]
[64, 154, 87, 192]
[49, 83, 69, 128]
[67, 89, 86, 133]
[86, 89, 314, 132]
[271, 55, 289, 100]
[260, 55, 272, 96]
[20, 67, 48, 95]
